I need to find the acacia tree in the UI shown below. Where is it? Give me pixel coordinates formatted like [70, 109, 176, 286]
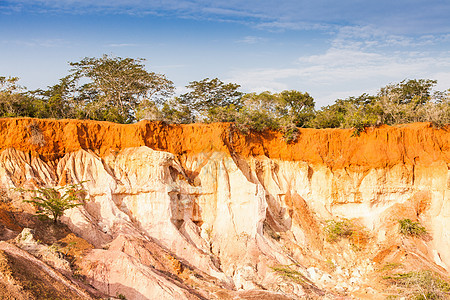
[68, 55, 174, 123]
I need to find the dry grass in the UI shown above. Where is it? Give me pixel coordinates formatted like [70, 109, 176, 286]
[398, 219, 427, 238]
[384, 270, 450, 299]
[27, 122, 45, 146]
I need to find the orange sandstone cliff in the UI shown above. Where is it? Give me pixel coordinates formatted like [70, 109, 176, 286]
[0, 118, 448, 299]
[0, 118, 447, 167]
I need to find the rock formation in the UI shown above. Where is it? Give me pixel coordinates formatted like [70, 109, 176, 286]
[0, 118, 448, 299]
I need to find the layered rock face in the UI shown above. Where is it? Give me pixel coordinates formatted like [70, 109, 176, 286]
[0, 118, 448, 299]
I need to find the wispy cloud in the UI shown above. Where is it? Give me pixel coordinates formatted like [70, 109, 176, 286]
[229, 52, 450, 106]
[254, 20, 332, 32]
[2, 0, 449, 106]
[228, 26, 450, 106]
[2, 38, 72, 48]
[106, 43, 138, 47]
[235, 36, 268, 44]
[330, 25, 448, 50]
[5, 0, 450, 35]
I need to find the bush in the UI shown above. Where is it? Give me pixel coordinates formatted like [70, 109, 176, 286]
[398, 219, 427, 237]
[18, 183, 86, 224]
[282, 123, 299, 143]
[117, 293, 127, 300]
[384, 270, 450, 299]
[27, 121, 45, 146]
[235, 108, 279, 133]
[271, 265, 307, 284]
[324, 219, 353, 242]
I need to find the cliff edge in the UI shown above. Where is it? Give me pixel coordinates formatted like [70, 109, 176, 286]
[0, 118, 448, 299]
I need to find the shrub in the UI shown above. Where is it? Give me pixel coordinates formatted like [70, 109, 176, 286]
[398, 219, 427, 237]
[384, 270, 450, 299]
[282, 125, 298, 143]
[117, 294, 127, 300]
[235, 107, 280, 133]
[27, 121, 45, 146]
[18, 183, 86, 224]
[324, 219, 353, 242]
[271, 265, 307, 284]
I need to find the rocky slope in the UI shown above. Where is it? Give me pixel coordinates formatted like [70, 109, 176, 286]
[0, 118, 448, 299]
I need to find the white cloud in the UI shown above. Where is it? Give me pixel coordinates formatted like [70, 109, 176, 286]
[6, 0, 450, 35]
[254, 20, 331, 32]
[227, 26, 450, 107]
[235, 36, 268, 44]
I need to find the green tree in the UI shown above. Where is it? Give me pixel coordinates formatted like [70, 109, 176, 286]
[307, 101, 347, 128]
[0, 76, 37, 118]
[30, 75, 79, 119]
[236, 90, 315, 142]
[19, 183, 86, 224]
[178, 78, 243, 122]
[68, 54, 174, 123]
[310, 79, 449, 130]
[237, 91, 282, 132]
[279, 90, 315, 127]
[375, 79, 442, 125]
[241, 91, 280, 115]
[379, 79, 437, 105]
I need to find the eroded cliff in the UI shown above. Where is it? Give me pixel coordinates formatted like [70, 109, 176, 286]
[0, 118, 448, 299]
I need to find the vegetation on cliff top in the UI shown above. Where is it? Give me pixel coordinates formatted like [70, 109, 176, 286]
[1, 55, 449, 139]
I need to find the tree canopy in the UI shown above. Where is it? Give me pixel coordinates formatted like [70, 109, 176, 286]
[68, 55, 174, 123]
[1, 54, 448, 140]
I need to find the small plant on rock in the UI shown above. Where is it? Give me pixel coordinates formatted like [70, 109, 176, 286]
[384, 270, 450, 299]
[18, 183, 86, 224]
[27, 121, 46, 146]
[271, 265, 307, 284]
[117, 293, 127, 300]
[324, 219, 353, 242]
[398, 219, 427, 237]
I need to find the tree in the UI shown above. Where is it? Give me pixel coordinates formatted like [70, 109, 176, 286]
[178, 78, 243, 122]
[241, 91, 280, 115]
[0, 76, 21, 93]
[309, 79, 449, 132]
[237, 91, 282, 132]
[68, 54, 174, 123]
[279, 90, 315, 127]
[159, 97, 195, 124]
[19, 183, 86, 224]
[30, 75, 79, 119]
[234, 90, 314, 142]
[379, 79, 437, 105]
[0, 76, 37, 118]
[309, 94, 380, 132]
[308, 100, 348, 129]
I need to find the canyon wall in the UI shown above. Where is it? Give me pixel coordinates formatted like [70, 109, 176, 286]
[0, 118, 448, 299]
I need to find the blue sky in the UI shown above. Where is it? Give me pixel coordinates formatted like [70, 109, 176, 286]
[1, 0, 450, 107]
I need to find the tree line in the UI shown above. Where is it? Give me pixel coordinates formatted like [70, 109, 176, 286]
[1, 54, 449, 140]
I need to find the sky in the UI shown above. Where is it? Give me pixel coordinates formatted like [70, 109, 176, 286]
[1, 0, 450, 107]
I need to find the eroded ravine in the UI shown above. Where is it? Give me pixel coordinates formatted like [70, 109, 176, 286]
[0, 118, 448, 299]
